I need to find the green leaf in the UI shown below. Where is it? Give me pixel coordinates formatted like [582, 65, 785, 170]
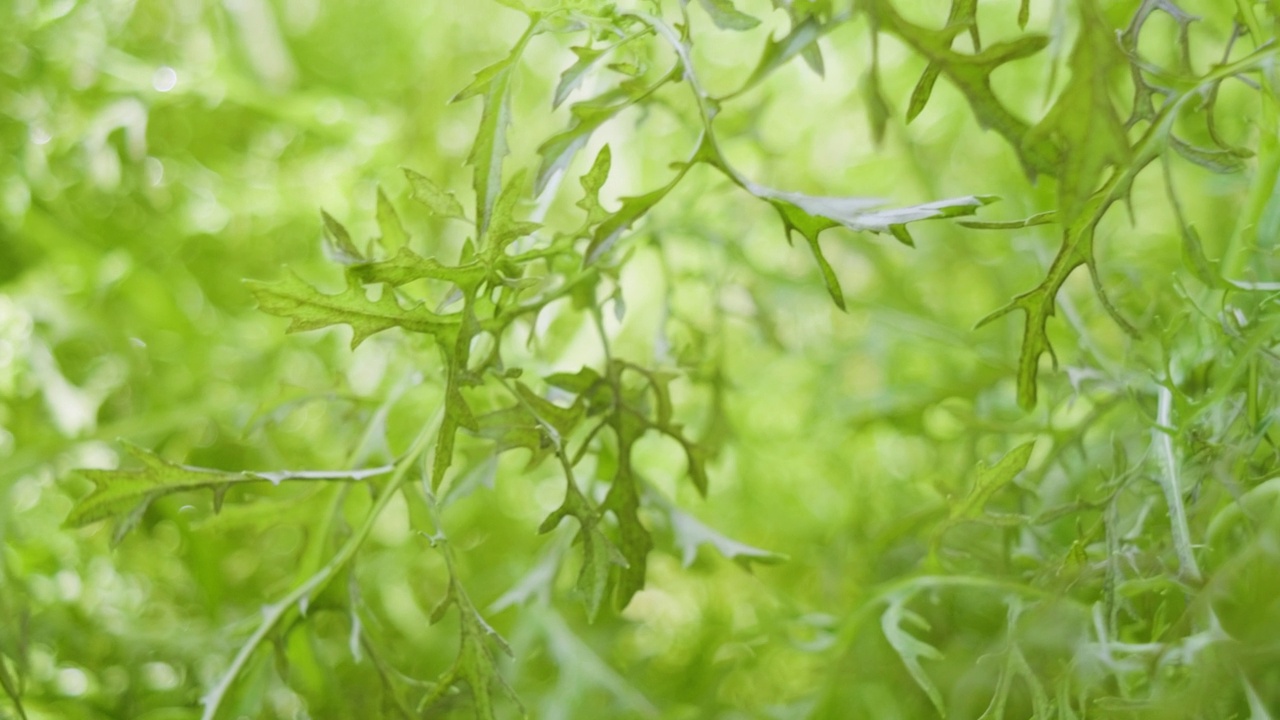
[247, 271, 460, 348]
[572, 145, 613, 233]
[948, 442, 1035, 521]
[536, 74, 669, 194]
[350, 247, 487, 290]
[735, 16, 824, 96]
[402, 167, 467, 221]
[321, 210, 363, 264]
[374, 186, 409, 253]
[1169, 135, 1249, 174]
[451, 20, 540, 237]
[585, 172, 685, 264]
[882, 595, 947, 717]
[862, 66, 891, 145]
[483, 170, 541, 252]
[696, 0, 761, 31]
[65, 444, 392, 542]
[666, 503, 786, 568]
[906, 63, 942, 123]
[577, 524, 625, 622]
[554, 45, 606, 109]
[1022, 0, 1130, 225]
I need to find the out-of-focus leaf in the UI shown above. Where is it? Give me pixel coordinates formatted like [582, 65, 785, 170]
[1169, 135, 1249, 174]
[402, 167, 468, 221]
[666, 502, 786, 568]
[1023, 0, 1130, 225]
[882, 594, 947, 717]
[949, 442, 1035, 521]
[247, 271, 460, 348]
[65, 444, 392, 542]
[696, 0, 761, 31]
[734, 16, 824, 95]
[321, 210, 364, 264]
[554, 45, 606, 109]
[585, 172, 685, 264]
[374, 187, 409, 253]
[576, 145, 613, 230]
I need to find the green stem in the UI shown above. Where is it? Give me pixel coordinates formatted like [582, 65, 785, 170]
[199, 412, 441, 720]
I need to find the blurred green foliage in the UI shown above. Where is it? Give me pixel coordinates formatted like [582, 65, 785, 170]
[3, 0, 1280, 718]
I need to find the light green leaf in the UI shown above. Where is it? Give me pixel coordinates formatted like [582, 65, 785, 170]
[483, 170, 541, 251]
[554, 45, 606, 109]
[949, 442, 1036, 521]
[1022, 0, 1130, 225]
[402, 167, 467, 221]
[882, 595, 947, 717]
[374, 186, 409, 253]
[906, 63, 942, 123]
[321, 210, 363, 264]
[536, 74, 669, 194]
[65, 444, 392, 542]
[735, 16, 823, 96]
[576, 145, 612, 230]
[696, 0, 761, 31]
[350, 247, 487, 289]
[666, 502, 786, 568]
[585, 172, 685, 264]
[1169, 135, 1249, 174]
[247, 271, 460, 348]
[451, 20, 540, 237]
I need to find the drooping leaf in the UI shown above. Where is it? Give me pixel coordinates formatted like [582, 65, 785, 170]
[402, 167, 468, 222]
[247, 271, 460, 348]
[696, 0, 761, 31]
[1169, 135, 1249, 174]
[906, 63, 942, 123]
[862, 65, 892, 145]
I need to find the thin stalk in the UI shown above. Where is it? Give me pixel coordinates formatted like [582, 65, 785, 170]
[199, 412, 441, 720]
[1153, 384, 1202, 582]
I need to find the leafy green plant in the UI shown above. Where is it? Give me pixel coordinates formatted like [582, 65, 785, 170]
[5, 0, 1280, 717]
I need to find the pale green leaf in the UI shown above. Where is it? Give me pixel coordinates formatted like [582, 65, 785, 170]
[882, 596, 947, 717]
[402, 167, 467, 221]
[374, 186, 409, 253]
[696, 0, 761, 31]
